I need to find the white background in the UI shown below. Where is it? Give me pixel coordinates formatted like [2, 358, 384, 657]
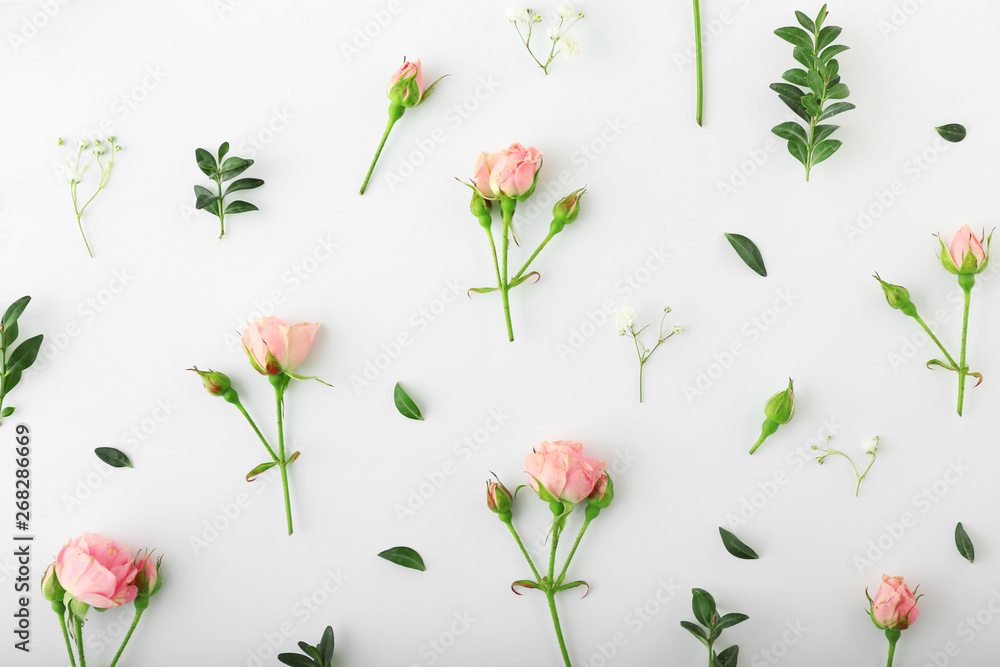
[2, 0, 1000, 665]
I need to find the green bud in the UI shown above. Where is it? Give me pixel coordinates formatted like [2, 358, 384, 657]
[41, 563, 65, 604]
[749, 379, 794, 455]
[552, 188, 585, 229]
[189, 366, 231, 396]
[470, 192, 493, 229]
[67, 596, 90, 621]
[486, 475, 514, 517]
[873, 274, 917, 318]
[586, 473, 613, 510]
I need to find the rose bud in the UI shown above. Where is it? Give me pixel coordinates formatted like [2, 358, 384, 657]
[132, 551, 163, 612]
[387, 59, 424, 108]
[525, 440, 607, 504]
[939, 225, 991, 276]
[550, 188, 586, 235]
[41, 563, 66, 610]
[585, 472, 614, 520]
[873, 274, 917, 317]
[868, 575, 920, 631]
[487, 475, 514, 522]
[749, 379, 795, 455]
[188, 366, 231, 396]
[241, 317, 320, 376]
[470, 191, 493, 230]
[488, 143, 544, 201]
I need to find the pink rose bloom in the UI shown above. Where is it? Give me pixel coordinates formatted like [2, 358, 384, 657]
[55, 533, 138, 609]
[387, 59, 423, 105]
[870, 575, 920, 630]
[488, 143, 543, 199]
[525, 440, 606, 503]
[241, 317, 320, 376]
[472, 150, 502, 199]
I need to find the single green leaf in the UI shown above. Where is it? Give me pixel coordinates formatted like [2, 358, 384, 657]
[3, 320, 18, 349]
[812, 124, 840, 144]
[817, 25, 842, 51]
[2, 369, 21, 397]
[780, 68, 809, 86]
[692, 588, 717, 627]
[955, 522, 975, 563]
[935, 124, 967, 143]
[820, 44, 850, 63]
[792, 46, 814, 69]
[225, 200, 259, 214]
[779, 96, 811, 124]
[806, 69, 825, 97]
[318, 626, 335, 666]
[194, 185, 214, 199]
[720, 527, 760, 559]
[195, 148, 217, 177]
[377, 546, 426, 571]
[826, 59, 841, 81]
[1, 407, 14, 418]
[7, 335, 43, 374]
[801, 93, 821, 116]
[195, 193, 220, 211]
[724, 233, 767, 277]
[819, 102, 855, 121]
[218, 142, 230, 162]
[277, 654, 315, 667]
[298, 642, 323, 664]
[393, 382, 424, 420]
[827, 83, 850, 100]
[811, 139, 843, 166]
[680, 621, 710, 647]
[225, 178, 265, 196]
[246, 461, 277, 482]
[715, 612, 750, 632]
[770, 82, 806, 101]
[774, 26, 813, 49]
[220, 157, 253, 181]
[815, 4, 828, 28]
[794, 10, 816, 33]
[95, 447, 132, 469]
[717, 645, 740, 667]
[771, 121, 808, 144]
[2, 296, 30, 330]
[787, 139, 809, 166]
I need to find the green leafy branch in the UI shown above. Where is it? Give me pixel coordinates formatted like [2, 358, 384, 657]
[194, 142, 264, 239]
[0, 297, 44, 424]
[680, 588, 748, 667]
[279, 626, 335, 667]
[770, 4, 854, 181]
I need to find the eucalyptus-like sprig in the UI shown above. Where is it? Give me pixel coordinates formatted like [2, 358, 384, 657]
[680, 588, 747, 667]
[770, 5, 854, 181]
[194, 142, 264, 239]
[278, 626, 335, 667]
[58, 137, 122, 257]
[0, 296, 43, 424]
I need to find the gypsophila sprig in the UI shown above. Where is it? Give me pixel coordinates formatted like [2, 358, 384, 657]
[194, 142, 264, 239]
[874, 225, 993, 416]
[680, 588, 748, 667]
[507, 4, 584, 75]
[770, 5, 854, 181]
[58, 137, 122, 257]
[616, 307, 682, 403]
[813, 435, 879, 497]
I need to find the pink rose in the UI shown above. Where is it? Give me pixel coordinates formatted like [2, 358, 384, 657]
[525, 440, 606, 503]
[241, 317, 319, 376]
[55, 533, 138, 609]
[870, 574, 920, 630]
[387, 59, 423, 106]
[472, 150, 502, 199]
[940, 225, 990, 274]
[487, 143, 543, 199]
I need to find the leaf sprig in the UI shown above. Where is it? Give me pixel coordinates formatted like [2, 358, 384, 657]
[278, 626, 335, 667]
[0, 297, 43, 424]
[680, 588, 748, 667]
[771, 5, 854, 181]
[194, 142, 264, 239]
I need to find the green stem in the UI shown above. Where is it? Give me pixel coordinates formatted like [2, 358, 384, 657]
[749, 419, 779, 455]
[511, 229, 555, 286]
[272, 376, 293, 535]
[856, 454, 876, 498]
[71, 184, 94, 258]
[555, 516, 592, 587]
[108, 608, 144, 667]
[57, 609, 77, 667]
[885, 629, 900, 667]
[957, 281, 972, 416]
[0, 343, 6, 424]
[216, 177, 226, 239]
[486, 227, 503, 300]
[910, 312, 959, 368]
[546, 523, 572, 667]
[75, 617, 87, 667]
[231, 399, 280, 462]
[500, 199, 516, 342]
[693, 0, 703, 125]
[506, 521, 542, 582]
[360, 104, 404, 194]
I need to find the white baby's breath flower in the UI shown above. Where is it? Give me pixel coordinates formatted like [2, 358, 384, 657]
[557, 2, 577, 20]
[507, 7, 531, 23]
[77, 140, 89, 150]
[558, 35, 580, 56]
[863, 437, 880, 456]
[547, 27, 563, 41]
[672, 326, 684, 334]
[93, 144, 107, 156]
[615, 308, 637, 333]
[66, 169, 84, 185]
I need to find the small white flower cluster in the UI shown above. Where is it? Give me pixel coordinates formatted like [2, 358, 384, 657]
[506, 7, 538, 23]
[863, 436, 880, 456]
[615, 308, 637, 334]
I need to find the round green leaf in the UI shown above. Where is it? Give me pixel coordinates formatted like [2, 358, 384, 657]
[377, 546, 426, 571]
[935, 124, 967, 143]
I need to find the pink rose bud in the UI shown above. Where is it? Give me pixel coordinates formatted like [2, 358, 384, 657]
[869, 574, 920, 631]
[488, 143, 544, 200]
[550, 187, 586, 234]
[387, 59, 424, 108]
[188, 366, 232, 396]
[472, 150, 502, 199]
[133, 550, 162, 598]
[939, 225, 991, 275]
[487, 475, 514, 521]
[55, 533, 139, 611]
[587, 472, 614, 509]
[525, 440, 607, 504]
[241, 317, 320, 376]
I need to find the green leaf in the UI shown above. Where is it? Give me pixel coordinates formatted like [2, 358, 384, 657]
[220, 157, 253, 181]
[194, 184, 214, 199]
[218, 142, 230, 162]
[680, 621, 710, 647]
[806, 69, 825, 97]
[815, 4, 829, 28]
[819, 102, 856, 121]
[318, 626, 335, 666]
[820, 44, 850, 63]
[225, 201, 259, 215]
[817, 25, 842, 51]
[780, 68, 809, 86]
[813, 124, 840, 144]
[826, 59, 841, 81]
[246, 461, 277, 482]
[277, 654, 316, 667]
[1, 407, 14, 418]
[225, 178, 265, 196]
[298, 642, 323, 664]
[7, 335, 43, 374]
[95, 447, 132, 469]
[787, 139, 809, 166]
[720, 527, 760, 559]
[377, 546, 426, 571]
[195, 148, 217, 177]
[2, 296, 30, 330]
[792, 46, 814, 69]
[811, 139, 843, 166]
[770, 82, 806, 101]
[2, 320, 18, 349]
[692, 588, 717, 627]
[2, 369, 21, 397]
[826, 83, 850, 99]
[715, 612, 750, 632]
[955, 522, 975, 563]
[195, 192, 220, 211]
[801, 93, 821, 116]
[935, 124, 967, 143]
[771, 122, 808, 144]
[774, 26, 813, 49]
[794, 10, 816, 33]
[717, 645, 740, 667]
[777, 95, 811, 123]
[393, 382, 424, 420]
[724, 233, 767, 277]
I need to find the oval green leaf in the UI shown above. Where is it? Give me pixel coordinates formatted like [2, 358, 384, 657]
[774, 26, 813, 49]
[772, 121, 808, 144]
[935, 124, 967, 143]
[7, 335, 43, 374]
[2, 296, 30, 330]
[811, 139, 843, 166]
[393, 382, 424, 420]
[377, 546, 426, 571]
[95, 447, 132, 469]
[691, 588, 717, 627]
[225, 200, 259, 215]
[195, 148, 217, 177]
[955, 522, 975, 563]
[724, 233, 767, 277]
[680, 620, 709, 647]
[719, 527, 759, 559]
